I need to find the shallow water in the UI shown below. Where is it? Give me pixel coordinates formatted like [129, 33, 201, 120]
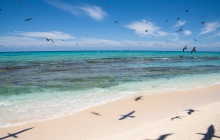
[0, 51, 220, 127]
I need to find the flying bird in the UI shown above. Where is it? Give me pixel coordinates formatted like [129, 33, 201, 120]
[201, 22, 205, 25]
[183, 46, 188, 52]
[194, 38, 197, 41]
[176, 26, 184, 32]
[76, 43, 78, 45]
[0, 9, 2, 11]
[24, 18, 32, 21]
[45, 37, 54, 43]
[201, 16, 206, 18]
[16, 0, 24, 4]
[165, 19, 168, 23]
[191, 47, 196, 54]
[115, 21, 118, 23]
[107, 6, 110, 8]
[145, 30, 148, 32]
[186, 10, 189, 12]
[176, 17, 180, 20]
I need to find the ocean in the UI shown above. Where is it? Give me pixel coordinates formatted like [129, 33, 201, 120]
[0, 50, 220, 128]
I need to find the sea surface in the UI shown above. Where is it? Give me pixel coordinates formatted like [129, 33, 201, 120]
[0, 50, 220, 128]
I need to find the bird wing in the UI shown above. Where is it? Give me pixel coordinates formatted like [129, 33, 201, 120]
[50, 39, 54, 43]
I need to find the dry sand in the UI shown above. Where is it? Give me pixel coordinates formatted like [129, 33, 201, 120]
[0, 86, 220, 140]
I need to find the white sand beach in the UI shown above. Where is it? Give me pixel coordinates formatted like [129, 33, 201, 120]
[0, 85, 220, 140]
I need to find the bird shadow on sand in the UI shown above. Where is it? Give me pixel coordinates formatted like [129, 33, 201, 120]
[134, 96, 143, 102]
[0, 127, 34, 140]
[197, 125, 220, 140]
[170, 116, 184, 121]
[119, 110, 135, 120]
[145, 133, 173, 140]
[91, 112, 102, 116]
[184, 109, 199, 115]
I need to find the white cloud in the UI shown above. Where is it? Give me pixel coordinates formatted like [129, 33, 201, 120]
[170, 33, 179, 41]
[183, 30, 192, 36]
[45, 0, 79, 15]
[174, 21, 186, 27]
[1, 35, 218, 51]
[0, 36, 47, 47]
[213, 32, 220, 36]
[13, 31, 75, 39]
[200, 22, 220, 34]
[79, 5, 107, 21]
[45, 0, 107, 21]
[125, 20, 168, 37]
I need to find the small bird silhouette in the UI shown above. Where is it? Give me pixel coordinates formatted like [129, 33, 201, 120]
[17, 0, 24, 4]
[191, 47, 196, 54]
[0, 9, 2, 11]
[45, 37, 54, 43]
[145, 30, 148, 32]
[176, 17, 180, 20]
[194, 38, 197, 41]
[176, 26, 184, 32]
[24, 18, 32, 21]
[201, 22, 205, 25]
[186, 10, 189, 12]
[183, 46, 188, 52]
[201, 16, 206, 18]
[165, 19, 168, 23]
[115, 21, 118, 23]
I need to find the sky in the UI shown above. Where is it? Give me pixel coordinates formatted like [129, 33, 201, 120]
[0, 0, 220, 52]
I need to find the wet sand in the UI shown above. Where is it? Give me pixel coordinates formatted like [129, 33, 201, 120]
[0, 86, 220, 140]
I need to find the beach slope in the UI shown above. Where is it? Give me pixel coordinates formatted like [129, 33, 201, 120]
[0, 86, 220, 140]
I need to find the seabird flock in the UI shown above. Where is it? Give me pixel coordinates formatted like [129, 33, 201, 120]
[0, 1, 218, 52]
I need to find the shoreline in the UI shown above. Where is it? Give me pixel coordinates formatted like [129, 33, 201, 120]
[0, 85, 220, 139]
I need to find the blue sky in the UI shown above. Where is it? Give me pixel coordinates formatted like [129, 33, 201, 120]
[0, 0, 220, 51]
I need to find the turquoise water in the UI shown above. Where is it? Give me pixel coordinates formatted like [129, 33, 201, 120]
[0, 51, 220, 127]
